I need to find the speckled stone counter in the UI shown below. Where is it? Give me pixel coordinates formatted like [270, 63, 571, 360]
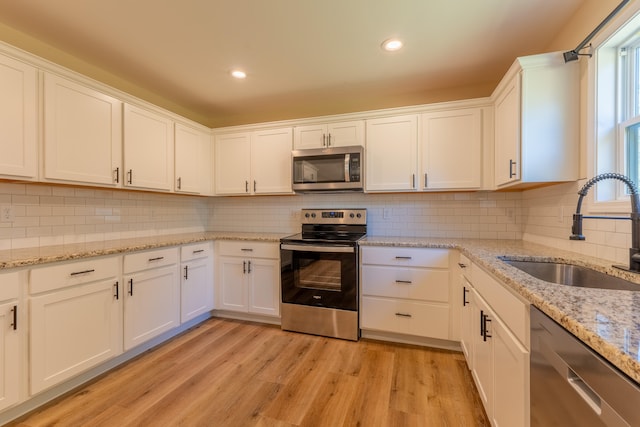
[0, 231, 286, 270]
[360, 236, 640, 385]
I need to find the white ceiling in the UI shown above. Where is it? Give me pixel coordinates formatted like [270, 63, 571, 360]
[0, 0, 586, 127]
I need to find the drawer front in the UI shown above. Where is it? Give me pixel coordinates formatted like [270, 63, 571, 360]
[0, 271, 20, 301]
[361, 296, 450, 340]
[361, 265, 449, 302]
[180, 242, 212, 262]
[217, 240, 279, 259]
[124, 247, 179, 274]
[472, 263, 529, 348]
[361, 246, 449, 268]
[30, 256, 120, 295]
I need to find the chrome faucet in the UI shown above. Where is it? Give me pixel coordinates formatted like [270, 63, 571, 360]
[570, 173, 640, 272]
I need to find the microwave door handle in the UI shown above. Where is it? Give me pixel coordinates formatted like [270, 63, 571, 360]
[344, 153, 350, 182]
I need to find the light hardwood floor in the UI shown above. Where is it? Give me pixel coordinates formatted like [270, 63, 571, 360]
[10, 318, 489, 427]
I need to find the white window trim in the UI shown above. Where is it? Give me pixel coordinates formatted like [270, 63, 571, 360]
[588, 2, 640, 214]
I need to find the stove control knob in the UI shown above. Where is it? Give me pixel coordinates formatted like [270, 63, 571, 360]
[311, 213, 316, 218]
[356, 213, 362, 218]
[350, 213, 355, 218]
[304, 213, 310, 218]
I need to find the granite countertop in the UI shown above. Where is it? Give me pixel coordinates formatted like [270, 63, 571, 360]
[3, 232, 639, 384]
[0, 231, 287, 270]
[361, 236, 640, 384]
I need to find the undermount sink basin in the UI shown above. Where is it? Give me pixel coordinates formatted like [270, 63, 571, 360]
[501, 259, 640, 291]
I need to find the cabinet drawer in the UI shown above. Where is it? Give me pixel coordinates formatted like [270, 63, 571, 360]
[361, 296, 449, 340]
[472, 263, 529, 348]
[361, 246, 449, 268]
[217, 240, 279, 259]
[124, 247, 179, 274]
[361, 265, 449, 302]
[181, 242, 212, 262]
[0, 271, 20, 301]
[30, 256, 120, 295]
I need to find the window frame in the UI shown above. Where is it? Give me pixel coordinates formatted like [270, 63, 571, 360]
[589, 3, 640, 214]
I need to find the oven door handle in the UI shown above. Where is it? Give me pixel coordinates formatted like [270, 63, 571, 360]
[281, 243, 355, 253]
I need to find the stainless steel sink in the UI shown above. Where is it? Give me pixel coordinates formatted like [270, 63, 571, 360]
[501, 259, 640, 291]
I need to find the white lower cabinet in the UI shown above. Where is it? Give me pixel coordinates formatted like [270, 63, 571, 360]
[360, 246, 452, 340]
[216, 241, 280, 317]
[0, 271, 22, 411]
[180, 242, 214, 323]
[123, 248, 180, 351]
[463, 261, 530, 427]
[29, 256, 122, 395]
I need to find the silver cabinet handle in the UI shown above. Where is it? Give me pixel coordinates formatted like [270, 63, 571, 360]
[148, 257, 164, 262]
[245, 180, 249, 193]
[184, 265, 189, 280]
[127, 169, 133, 184]
[114, 281, 119, 300]
[322, 133, 327, 147]
[241, 248, 254, 252]
[412, 174, 416, 188]
[395, 280, 412, 284]
[395, 256, 412, 260]
[129, 278, 134, 296]
[395, 312, 412, 318]
[114, 167, 119, 183]
[327, 133, 332, 146]
[254, 180, 256, 192]
[463, 286, 469, 306]
[424, 173, 428, 188]
[10, 305, 17, 330]
[193, 249, 204, 254]
[177, 177, 182, 190]
[458, 263, 467, 268]
[247, 260, 252, 273]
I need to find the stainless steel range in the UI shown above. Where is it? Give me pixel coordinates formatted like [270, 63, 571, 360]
[280, 208, 366, 341]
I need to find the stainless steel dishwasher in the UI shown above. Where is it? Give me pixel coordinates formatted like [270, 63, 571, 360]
[531, 306, 640, 426]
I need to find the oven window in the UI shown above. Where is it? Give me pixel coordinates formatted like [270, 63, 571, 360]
[297, 258, 341, 291]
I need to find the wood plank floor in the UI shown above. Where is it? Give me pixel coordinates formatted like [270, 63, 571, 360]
[10, 318, 489, 427]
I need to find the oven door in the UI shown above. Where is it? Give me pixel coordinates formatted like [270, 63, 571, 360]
[280, 242, 358, 311]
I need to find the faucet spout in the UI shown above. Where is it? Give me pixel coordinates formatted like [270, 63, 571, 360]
[570, 173, 640, 272]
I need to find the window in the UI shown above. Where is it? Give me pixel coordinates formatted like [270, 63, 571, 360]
[592, 4, 640, 212]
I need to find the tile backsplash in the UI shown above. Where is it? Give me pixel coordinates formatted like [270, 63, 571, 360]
[3, 180, 629, 267]
[0, 182, 209, 250]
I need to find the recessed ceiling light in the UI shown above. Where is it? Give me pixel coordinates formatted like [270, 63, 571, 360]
[382, 38, 403, 52]
[231, 70, 247, 79]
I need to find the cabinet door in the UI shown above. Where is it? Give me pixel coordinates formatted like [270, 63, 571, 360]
[420, 108, 481, 190]
[214, 132, 251, 195]
[492, 315, 529, 427]
[175, 123, 208, 194]
[365, 115, 418, 191]
[0, 54, 37, 180]
[30, 279, 122, 394]
[0, 300, 19, 411]
[123, 265, 180, 351]
[251, 127, 293, 194]
[471, 289, 493, 420]
[181, 257, 213, 323]
[327, 120, 364, 147]
[43, 73, 122, 186]
[217, 256, 248, 312]
[460, 278, 474, 365]
[123, 104, 174, 191]
[248, 258, 280, 316]
[494, 74, 521, 187]
[293, 124, 327, 149]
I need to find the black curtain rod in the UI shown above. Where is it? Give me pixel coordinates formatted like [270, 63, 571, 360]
[564, 0, 631, 62]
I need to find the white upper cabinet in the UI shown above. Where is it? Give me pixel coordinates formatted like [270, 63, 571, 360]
[493, 52, 579, 188]
[293, 120, 364, 149]
[420, 108, 482, 190]
[215, 127, 292, 195]
[251, 127, 292, 194]
[174, 123, 211, 194]
[365, 115, 418, 192]
[123, 104, 174, 191]
[43, 72, 122, 186]
[0, 54, 37, 180]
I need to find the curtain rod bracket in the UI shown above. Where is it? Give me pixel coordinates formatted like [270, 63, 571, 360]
[563, 0, 630, 63]
[563, 44, 593, 62]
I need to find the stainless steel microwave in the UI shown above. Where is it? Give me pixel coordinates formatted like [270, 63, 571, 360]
[292, 145, 364, 192]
